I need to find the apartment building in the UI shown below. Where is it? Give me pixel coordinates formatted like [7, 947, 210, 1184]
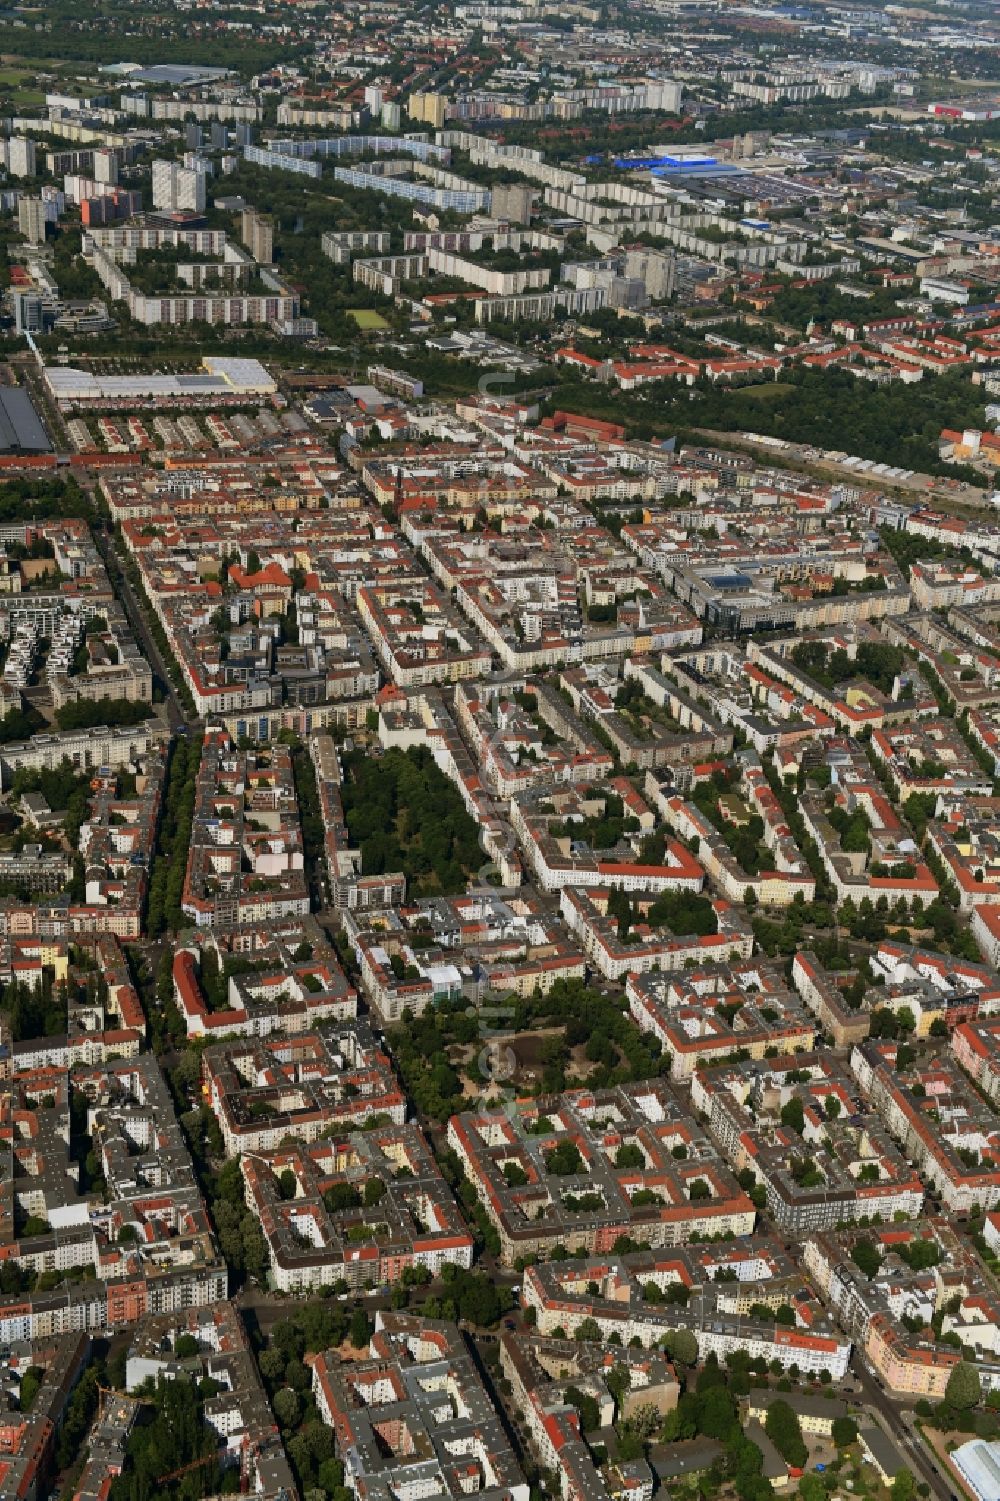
[0, 1056, 226, 1342]
[202, 1021, 403, 1156]
[313, 1313, 528, 1501]
[349, 893, 584, 1024]
[522, 1244, 849, 1378]
[151, 159, 207, 212]
[693, 1054, 925, 1232]
[241, 206, 274, 264]
[172, 916, 356, 1039]
[511, 780, 706, 896]
[17, 196, 47, 246]
[627, 961, 815, 1078]
[241, 1123, 474, 1292]
[181, 730, 309, 928]
[852, 1042, 1000, 1213]
[448, 1082, 755, 1264]
[562, 885, 752, 982]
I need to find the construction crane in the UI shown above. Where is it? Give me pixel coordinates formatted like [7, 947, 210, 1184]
[155, 1453, 217, 1485]
[96, 1385, 150, 1427]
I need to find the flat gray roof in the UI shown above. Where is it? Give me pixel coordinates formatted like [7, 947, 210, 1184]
[860, 1426, 906, 1478]
[0, 388, 50, 452]
[748, 1390, 848, 1422]
[130, 64, 233, 84]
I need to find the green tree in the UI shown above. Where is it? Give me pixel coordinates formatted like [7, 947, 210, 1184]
[546, 1141, 584, 1176]
[945, 1361, 982, 1411]
[363, 1177, 386, 1206]
[765, 1400, 808, 1468]
[890, 1470, 916, 1501]
[831, 1416, 858, 1447]
[697, 1385, 739, 1442]
[324, 1183, 362, 1213]
[54, 697, 149, 732]
[851, 1239, 881, 1279]
[349, 1308, 372, 1349]
[663, 1328, 698, 1365]
[273, 1386, 301, 1430]
[455, 1272, 510, 1327]
[565, 1384, 600, 1433]
[17, 1367, 43, 1412]
[626, 1403, 663, 1440]
[617, 1429, 646, 1462]
[901, 1238, 940, 1272]
[606, 1364, 630, 1406]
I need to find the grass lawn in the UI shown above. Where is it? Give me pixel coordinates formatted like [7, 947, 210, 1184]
[347, 308, 389, 330]
[730, 381, 796, 402]
[0, 64, 46, 107]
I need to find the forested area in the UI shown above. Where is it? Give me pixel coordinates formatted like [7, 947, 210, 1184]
[0, 704, 44, 743]
[879, 524, 982, 577]
[54, 697, 151, 731]
[0, 974, 67, 1042]
[201, 1155, 269, 1289]
[254, 1302, 356, 1498]
[57, 1364, 103, 1472]
[549, 789, 639, 847]
[10, 761, 91, 843]
[766, 279, 905, 331]
[0, 476, 93, 524]
[0, 4, 303, 70]
[51, 227, 105, 300]
[290, 740, 326, 903]
[145, 736, 201, 937]
[687, 764, 770, 878]
[341, 746, 483, 895]
[556, 1354, 808, 1501]
[605, 884, 719, 940]
[387, 978, 668, 1122]
[536, 365, 988, 479]
[251, 1273, 511, 1496]
[497, 92, 874, 161]
[118, 548, 196, 714]
[108, 1376, 233, 1501]
[790, 640, 907, 696]
[203, 161, 411, 344]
